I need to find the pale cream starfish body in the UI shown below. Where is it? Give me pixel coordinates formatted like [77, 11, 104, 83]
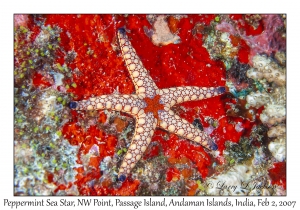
[70, 28, 225, 181]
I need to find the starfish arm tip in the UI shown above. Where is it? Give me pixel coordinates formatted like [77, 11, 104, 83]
[69, 101, 78, 109]
[209, 142, 218, 151]
[118, 27, 126, 34]
[218, 86, 226, 94]
[118, 174, 126, 182]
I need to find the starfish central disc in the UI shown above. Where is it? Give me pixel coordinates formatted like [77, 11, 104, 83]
[143, 95, 164, 119]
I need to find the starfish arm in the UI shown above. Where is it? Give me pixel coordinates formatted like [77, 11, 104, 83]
[118, 112, 157, 181]
[159, 86, 225, 107]
[69, 94, 146, 115]
[117, 28, 159, 98]
[158, 109, 218, 151]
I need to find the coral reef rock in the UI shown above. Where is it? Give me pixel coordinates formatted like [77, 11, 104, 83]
[246, 54, 286, 164]
[247, 54, 286, 86]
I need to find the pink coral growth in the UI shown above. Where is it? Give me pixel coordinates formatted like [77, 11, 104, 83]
[216, 21, 239, 35]
[14, 14, 29, 27]
[216, 14, 285, 64]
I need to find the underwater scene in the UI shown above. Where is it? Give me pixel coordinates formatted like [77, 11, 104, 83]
[14, 14, 286, 196]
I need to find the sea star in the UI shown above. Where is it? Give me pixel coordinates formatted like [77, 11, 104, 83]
[69, 28, 225, 182]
